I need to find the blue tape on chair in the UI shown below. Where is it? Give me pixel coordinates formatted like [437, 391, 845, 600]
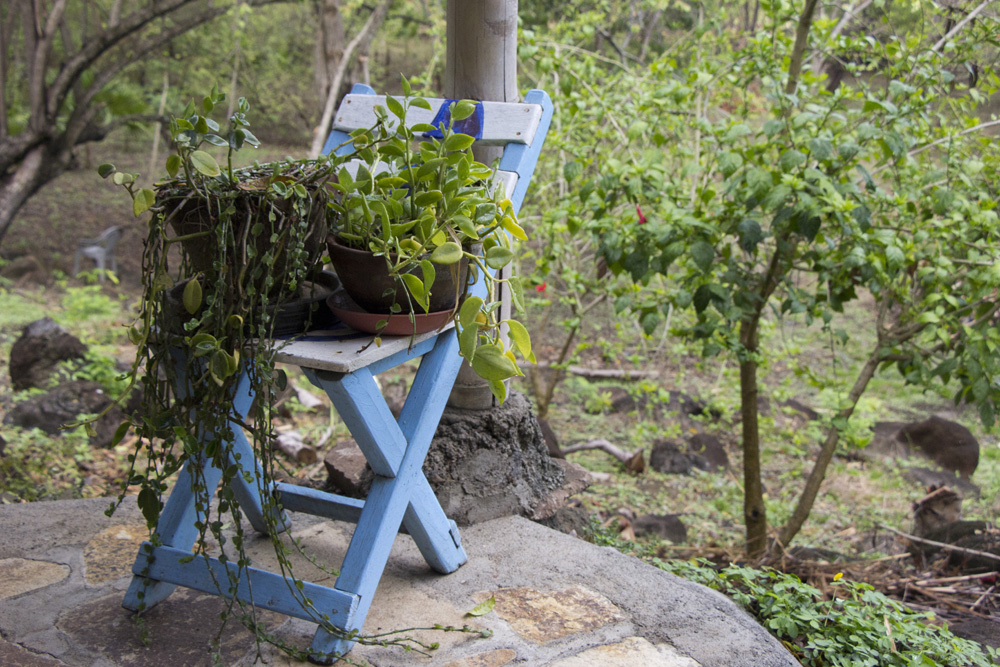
[424, 99, 484, 140]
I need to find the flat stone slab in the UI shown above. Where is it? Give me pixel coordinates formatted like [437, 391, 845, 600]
[0, 558, 70, 599]
[0, 498, 798, 667]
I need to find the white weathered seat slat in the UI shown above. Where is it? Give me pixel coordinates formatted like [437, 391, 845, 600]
[274, 324, 452, 375]
[334, 94, 543, 146]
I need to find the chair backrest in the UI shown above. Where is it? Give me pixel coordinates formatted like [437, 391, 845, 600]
[320, 84, 553, 215]
[96, 226, 123, 248]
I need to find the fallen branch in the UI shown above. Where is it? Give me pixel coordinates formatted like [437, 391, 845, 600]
[531, 363, 659, 381]
[971, 585, 997, 612]
[562, 438, 645, 473]
[274, 431, 318, 464]
[878, 523, 1000, 565]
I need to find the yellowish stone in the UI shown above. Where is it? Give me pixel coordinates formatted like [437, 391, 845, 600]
[83, 524, 148, 585]
[444, 648, 518, 667]
[0, 558, 70, 599]
[548, 636, 701, 667]
[483, 586, 623, 644]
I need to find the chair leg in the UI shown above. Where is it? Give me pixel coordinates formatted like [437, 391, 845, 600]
[72, 252, 81, 277]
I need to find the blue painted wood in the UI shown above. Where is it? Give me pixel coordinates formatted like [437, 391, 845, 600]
[133, 543, 358, 626]
[499, 89, 554, 213]
[362, 335, 439, 378]
[275, 483, 365, 523]
[304, 367, 404, 477]
[321, 83, 377, 157]
[124, 364, 253, 612]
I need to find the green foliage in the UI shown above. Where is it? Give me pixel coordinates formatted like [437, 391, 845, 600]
[656, 559, 998, 667]
[98, 92, 348, 661]
[0, 426, 93, 502]
[521, 0, 1000, 553]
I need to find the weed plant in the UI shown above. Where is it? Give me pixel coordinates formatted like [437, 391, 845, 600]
[657, 559, 998, 667]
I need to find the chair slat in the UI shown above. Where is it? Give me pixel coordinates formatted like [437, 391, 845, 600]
[334, 95, 543, 146]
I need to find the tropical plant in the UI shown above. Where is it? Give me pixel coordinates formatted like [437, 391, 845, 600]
[329, 78, 535, 403]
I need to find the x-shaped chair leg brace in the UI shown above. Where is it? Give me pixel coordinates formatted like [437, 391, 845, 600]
[300, 326, 469, 660]
[122, 330, 469, 664]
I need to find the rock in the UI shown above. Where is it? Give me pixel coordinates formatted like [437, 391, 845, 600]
[381, 378, 407, 419]
[427, 391, 566, 525]
[535, 502, 592, 537]
[912, 486, 963, 537]
[0, 255, 48, 285]
[688, 433, 729, 471]
[865, 418, 980, 480]
[903, 467, 980, 498]
[2, 380, 125, 448]
[667, 390, 719, 419]
[633, 514, 687, 544]
[531, 459, 593, 521]
[323, 439, 372, 498]
[897, 416, 979, 479]
[649, 435, 727, 475]
[650, 440, 711, 475]
[607, 386, 637, 413]
[9, 318, 87, 391]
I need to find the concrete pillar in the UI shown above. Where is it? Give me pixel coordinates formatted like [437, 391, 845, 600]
[445, 0, 519, 410]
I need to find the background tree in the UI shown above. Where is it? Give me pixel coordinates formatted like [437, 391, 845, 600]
[0, 0, 303, 246]
[522, 0, 1000, 557]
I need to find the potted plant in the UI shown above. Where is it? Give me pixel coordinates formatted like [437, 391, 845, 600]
[326, 78, 535, 403]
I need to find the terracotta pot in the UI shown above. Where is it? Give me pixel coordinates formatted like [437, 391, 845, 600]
[326, 235, 470, 314]
[164, 186, 330, 299]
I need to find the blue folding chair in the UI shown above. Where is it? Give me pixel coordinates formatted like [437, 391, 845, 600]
[122, 85, 552, 663]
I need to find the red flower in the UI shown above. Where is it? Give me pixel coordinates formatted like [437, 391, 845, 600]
[636, 203, 647, 225]
[536, 282, 547, 293]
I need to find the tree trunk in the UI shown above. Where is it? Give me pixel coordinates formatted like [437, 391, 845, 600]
[309, 0, 391, 158]
[774, 348, 881, 553]
[313, 0, 345, 107]
[0, 0, 291, 248]
[445, 0, 519, 410]
[0, 145, 63, 244]
[739, 317, 768, 558]
[0, 1, 12, 138]
[785, 0, 820, 95]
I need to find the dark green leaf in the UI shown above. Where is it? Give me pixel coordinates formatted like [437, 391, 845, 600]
[690, 241, 715, 273]
[737, 219, 763, 252]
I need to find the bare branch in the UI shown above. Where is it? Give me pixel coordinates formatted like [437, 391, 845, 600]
[932, 0, 991, 53]
[879, 523, 1000, 565]
[310, 0, 392, 158]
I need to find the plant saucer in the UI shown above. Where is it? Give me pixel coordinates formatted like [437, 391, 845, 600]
[326, 290, 454, 335]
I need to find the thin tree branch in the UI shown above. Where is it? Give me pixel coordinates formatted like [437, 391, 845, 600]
[879, 523, 1000, 565]
[309, 0, 391, 158]
[932, 0, 990, 53]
